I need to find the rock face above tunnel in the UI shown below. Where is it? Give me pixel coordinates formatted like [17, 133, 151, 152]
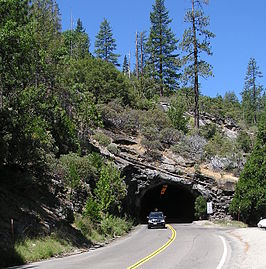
[121, 163, 235, 221]
[90, 132, 237, 221]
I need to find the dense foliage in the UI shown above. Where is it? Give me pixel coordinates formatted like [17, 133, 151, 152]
[194, 195, 207, 220]
[229, 113, 266, 224]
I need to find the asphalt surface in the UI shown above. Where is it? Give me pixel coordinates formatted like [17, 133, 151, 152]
[10, 223, 243, 269]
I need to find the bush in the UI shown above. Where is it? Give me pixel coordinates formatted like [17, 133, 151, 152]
[199, 124, 217, 140]
[167, 98, 188, 133]
[107, 143, 120, 155]
[99, 214, 133, 238]
[139, 108, 171, 132]
[195, 196, 207, 220]
[75, 214, 95, 237]
[236, 130, 252, 153]
[56, 153, 99, 187]
[94, 162, 127, 215]
[92, 132, 111, 146]
[83, 196, 101, 223]
[171, 134, 207, 161]
[204, 132, 237, 158]
[74, 214, 133, 243]
[159, 127, 182, 147]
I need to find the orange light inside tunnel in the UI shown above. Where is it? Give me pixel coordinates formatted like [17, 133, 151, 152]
[160, 185, 168, 195]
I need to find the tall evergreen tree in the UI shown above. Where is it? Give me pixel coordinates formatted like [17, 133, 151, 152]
[230, 111, 266, 224]
[241, 58, 264, 125]
[94, 18, 120, 66]
[122, 55, 129, 76]
[76, 18, 85, 33]
[180, 0, 215, 129]
[146, 0, 179, 95]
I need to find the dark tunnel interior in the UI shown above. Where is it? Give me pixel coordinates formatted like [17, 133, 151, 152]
[139, 183, 196, 223]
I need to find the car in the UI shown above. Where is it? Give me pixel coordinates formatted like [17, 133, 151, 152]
[257, 218, 266, 229]
[147, 211, 166, 229]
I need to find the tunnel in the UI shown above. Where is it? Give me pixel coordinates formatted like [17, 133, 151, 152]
[138, 183, 196, 223]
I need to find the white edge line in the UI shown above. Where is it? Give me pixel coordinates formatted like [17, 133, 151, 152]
[216, 235, 228, 269]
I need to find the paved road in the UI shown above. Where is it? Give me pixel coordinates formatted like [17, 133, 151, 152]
[11, 223, 243, 269]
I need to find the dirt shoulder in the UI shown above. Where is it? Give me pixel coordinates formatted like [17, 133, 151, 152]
[194, 220, 266, 268]
[227, 227, 266, 269]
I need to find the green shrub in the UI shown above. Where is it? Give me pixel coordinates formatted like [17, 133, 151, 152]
[74, 214, 133, 243]
[94, 162, 127, 215]
[167, 98, 188, 133]
[159, 127, 182, 146]
[139, 108, 171, 132]
[75, 214, 95, 237]
[204, 132, 237, 158]
[83, 196, 101, 223]
[236, 130, 252, 153]
[107, 143, 120, 155]
[57, 153, 98, 187]
[199, 124, 217, 140]
[99, 214, 133, 238]
[171, 135, 207, 161]
[92, 132, 111, 146]
[195, 196, 207, 220]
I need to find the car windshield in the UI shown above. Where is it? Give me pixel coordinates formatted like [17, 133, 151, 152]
[149, 212, 164, 218]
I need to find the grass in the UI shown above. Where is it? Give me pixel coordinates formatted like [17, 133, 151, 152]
[1, 215, 133, 267]
[212, 219, 248, 228]
[74, 214, 134, 244]
[14, 234, 74, 263]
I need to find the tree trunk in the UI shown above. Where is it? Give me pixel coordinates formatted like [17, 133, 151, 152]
[136, 32, 139, 80]
[128, 51, 131, 78]
[140, 32, 144, 77]
[253, 80, 257, 124]
[192, 0, 199, 129]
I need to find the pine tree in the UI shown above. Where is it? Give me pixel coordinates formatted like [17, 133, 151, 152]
[76, 18, 85, 33]
[241, 58, 263, 125]
[230, 111, 266, 224]
[94, 18, 120, 66]
[146, 0, 179, 95]
[180, 0, 215, 129]
[122, 55, 129, 76]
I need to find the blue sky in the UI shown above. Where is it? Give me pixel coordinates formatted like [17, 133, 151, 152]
[56, 0, 266, 99]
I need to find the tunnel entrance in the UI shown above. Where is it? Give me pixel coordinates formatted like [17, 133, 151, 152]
[139, 183, 196, 223]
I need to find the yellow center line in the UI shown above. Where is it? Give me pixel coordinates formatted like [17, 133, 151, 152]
[127, 224, 176, 269]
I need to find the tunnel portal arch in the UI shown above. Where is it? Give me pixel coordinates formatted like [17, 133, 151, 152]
[136, 182, 200, 223]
